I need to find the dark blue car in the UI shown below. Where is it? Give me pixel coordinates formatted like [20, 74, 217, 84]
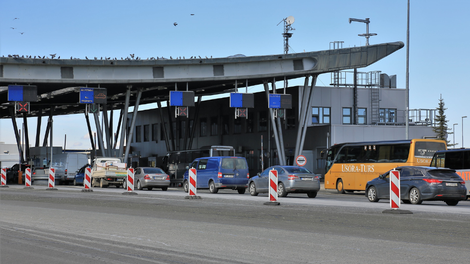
[365, 166, 467, 206]
[182, 156, 249, 194]
[73, 164, 90, 186]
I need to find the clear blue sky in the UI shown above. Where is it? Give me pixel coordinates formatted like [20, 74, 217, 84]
[1, 0, 469, 149]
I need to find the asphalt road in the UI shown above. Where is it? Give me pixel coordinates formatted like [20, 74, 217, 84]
[1, 185, 469, 263]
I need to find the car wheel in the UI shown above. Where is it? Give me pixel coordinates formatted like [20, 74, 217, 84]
[147, 187, 153, 191]
[237, 188, 246, 194]
[336, 179, 345, 194]
[445, 200, 459, 206]
[137, 181, 143, 190]
[73, 179, 77, 186]
[162, 187, 168, 191]
[278, 182, 287, 197]
[209, 181, 218, 193]
[249, 182, 258, 196]
[409, 187, 422, 204]
[307, 191, 317, 198]
[367, 186, 379, 202]
[183, 181, 189, 193]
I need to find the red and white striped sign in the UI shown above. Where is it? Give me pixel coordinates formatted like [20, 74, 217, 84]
[189, 168, 197, 196]
[84, 167, 92, 189]
[1, 167, 6, 186]
[48, 167, 56, 188]
[390, 169, 400, 209]
[127, 168, 134, 192]
[269, 169, 278, 202]
[25, 168, 32, 187]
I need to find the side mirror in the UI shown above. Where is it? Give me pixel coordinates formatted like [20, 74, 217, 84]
[257, 172, 260, 176]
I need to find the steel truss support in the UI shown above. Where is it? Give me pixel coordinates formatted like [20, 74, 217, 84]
[124, 89, 142, 165]
[187, 95, 202, 150]
[294, 75, 317, 160]
[93, 109, 106, 157]
[35, 111, 42, 147]
[157, 100, 172, 152]
[118, 88, 131, 159]
[84, 111, 95, 153]
[9, 107, 24, 164]
[264, 81, 286, 166]
[22, 113, 30, 161]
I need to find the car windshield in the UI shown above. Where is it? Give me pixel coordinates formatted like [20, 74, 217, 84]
[428, 169, 461, 179]
[284, 167, 311, 174]
[143, 168, 165, 174]
[221, 158, 247, 170]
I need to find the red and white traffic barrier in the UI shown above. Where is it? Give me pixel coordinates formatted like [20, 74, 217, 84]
[1, 167, 7, 187]
[269, 169, 278, 202]
[25, 168, 32, 187]
[82, 167, 93, 192]
[48, 167, 56, 189]
[390, 169, 400, 209]
[189, 168, 197, 196]
[127, 168, 135, 192]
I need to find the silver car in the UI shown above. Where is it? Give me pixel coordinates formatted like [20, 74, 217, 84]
[248, 166, 321, 198]
[124, 167, 170, 191]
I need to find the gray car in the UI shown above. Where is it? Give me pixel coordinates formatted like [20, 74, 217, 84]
[366, 166, 467, 206]
[124, 167, 170, 191]
[248, 166, 321, 198]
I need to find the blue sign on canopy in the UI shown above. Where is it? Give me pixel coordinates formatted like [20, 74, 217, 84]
[79, 88, 94, 103]
[8, 85, 38, 102]
[269, 94, 281, 108]
[230, 93, 254, 108]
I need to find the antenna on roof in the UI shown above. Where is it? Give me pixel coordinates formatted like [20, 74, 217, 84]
[278, 16, 295, 54]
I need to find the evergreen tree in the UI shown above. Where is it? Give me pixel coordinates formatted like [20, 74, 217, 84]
[433, 95, 450, 145]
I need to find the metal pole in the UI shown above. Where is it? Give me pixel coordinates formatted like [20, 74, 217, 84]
[124, 89, 142, 165]
[157, 100, 172, 152]
[453, 123, 458, 148]
[298, 76, 317, 158]
[118, 88, 131, 158]
[264, 82, 284, 166]
[294, 76, 310, 159]
[463, 116, 467, 148]
[405, 0, 410, 139]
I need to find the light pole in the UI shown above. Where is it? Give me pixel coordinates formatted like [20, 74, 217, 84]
[453, 123, 458, 148]
[463, 116, 467, 148]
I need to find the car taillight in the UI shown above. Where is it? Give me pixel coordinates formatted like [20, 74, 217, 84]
[461, 181, 465, 185]
[218, 172, 222, 178]
[33, 172, 36, 175]
[165, 175, 170, 180]
[423, 179, 442, 184]
[65, 169, 67, 174]
[314, 176, 320, 180]
[144, 175, 151, 180]
[247, 173, 250, 178]
[288, 175, 299, 180]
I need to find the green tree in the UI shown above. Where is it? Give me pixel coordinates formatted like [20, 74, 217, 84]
[433, 95, 450, 145]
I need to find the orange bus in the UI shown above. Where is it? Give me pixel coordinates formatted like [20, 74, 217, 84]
[324, 139, 447, 193]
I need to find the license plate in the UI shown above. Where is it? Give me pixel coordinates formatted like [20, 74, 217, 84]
[117, 179, 123, 182]
[154, 176, 164, 180]
[301, 177, 312, 181]
[224, 175, 234, 178]
[446, 183, 458, 187]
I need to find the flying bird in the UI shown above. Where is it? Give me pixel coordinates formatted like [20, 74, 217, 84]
[10, 27, 16, 30]
[173, 22, 178, 26]
[19, 32, 24, 35]
[13, 18, 19, 20]
[191, 14, 194, 16]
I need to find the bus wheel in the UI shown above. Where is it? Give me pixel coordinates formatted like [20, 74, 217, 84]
[367, 186, 379, 202]
[336, 179, 345, 194]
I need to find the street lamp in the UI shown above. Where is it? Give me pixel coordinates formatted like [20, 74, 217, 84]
[453, 123, 458, 148]
[463, 116, 467, 148]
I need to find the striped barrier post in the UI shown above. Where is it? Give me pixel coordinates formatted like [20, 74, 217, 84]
[24, 168, 33, 189]
[390, 169, 400, 209]
[264, 169, 280, 205]
[185, 168, 201, 199]
[82, 167, 93, 192]
[1, 167, 8, 188]
[122, 168, 137, 195]
[47, 167, 57, 190]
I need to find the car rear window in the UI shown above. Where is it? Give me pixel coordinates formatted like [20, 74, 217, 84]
[143, 168, 165, 174]
[221, 158, 247, 170]
[285, 167, 311, 174]
[428, 169, 461, 179]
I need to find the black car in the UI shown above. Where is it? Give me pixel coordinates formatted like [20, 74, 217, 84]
[366, 166, 467, 206]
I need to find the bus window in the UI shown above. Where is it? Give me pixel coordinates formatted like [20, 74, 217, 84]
[390, 144, 410, 162]
[446, 152, 464, 169]
[414, 141, 446, 158]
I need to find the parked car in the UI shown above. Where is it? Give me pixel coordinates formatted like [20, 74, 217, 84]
[123, 167, 170, 191]
[73, 164, 90, 186]
[366, 166, 467, 206]
[248, 166, 321, 198]
[183, 156, 250, 194]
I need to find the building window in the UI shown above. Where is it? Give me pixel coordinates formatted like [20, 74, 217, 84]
[200, 118, 208, 137]
[342, 108, 352, 124]
[358, 108, 367, 125]
[143, 124, 149, 142]
[379, 108, 396, 123]
[135, 125, 142, 142]
[223, 115, 230, 135]
[211, 116, 218, 136]
[258, 111, 268, 132]
[246, 117, 253, 133]
[152, 123, 158, 142]
[312, 107, 331, 124]
[234, 118, 242, 134]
